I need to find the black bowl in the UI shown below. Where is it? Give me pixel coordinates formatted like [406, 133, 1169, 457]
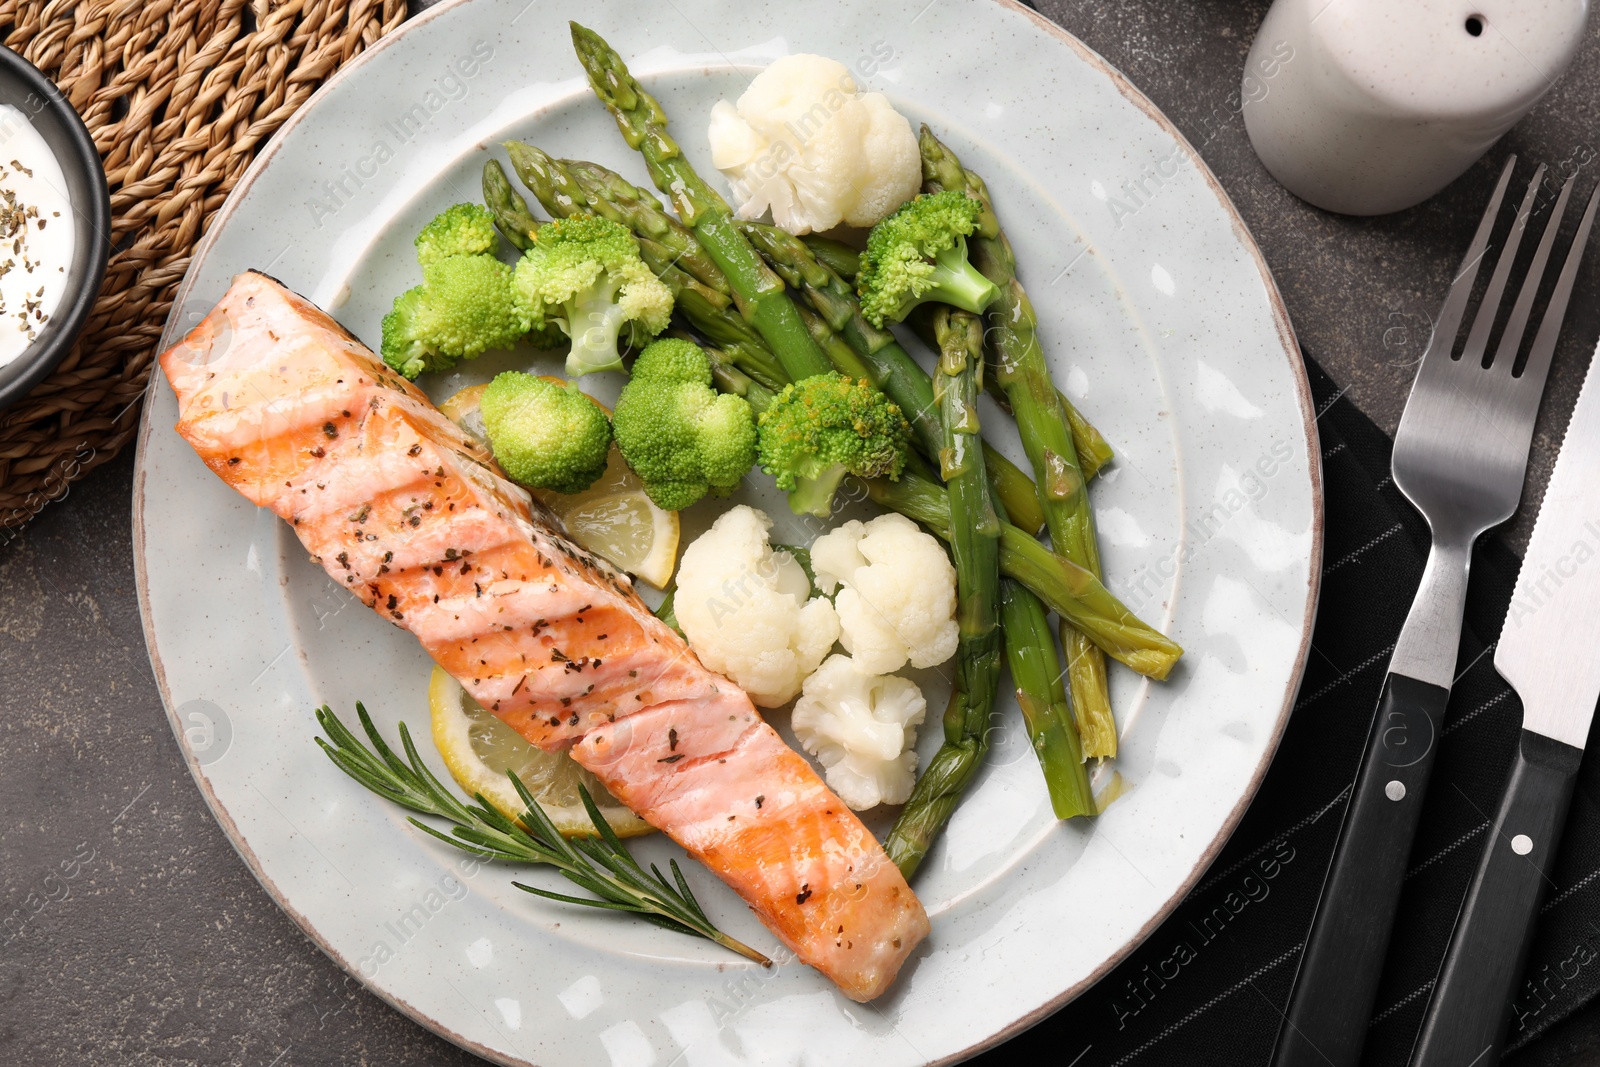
[0, 46, 110, 412]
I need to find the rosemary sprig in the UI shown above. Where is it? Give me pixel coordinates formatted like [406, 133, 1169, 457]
[313, 703, 770, 965]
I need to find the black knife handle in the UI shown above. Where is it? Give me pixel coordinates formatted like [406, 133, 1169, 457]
[1410, 729, 1582, 1067]
[1273, 672, 1450, 1067]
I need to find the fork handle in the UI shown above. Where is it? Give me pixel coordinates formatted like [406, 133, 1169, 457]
[1410, 729, 1581, 1067]
[1272, 672, 1450, 1067]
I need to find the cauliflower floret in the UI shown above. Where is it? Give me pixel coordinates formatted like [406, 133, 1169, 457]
[792, 654, 927, 810]
[846, 94, 925, 227]
[706, 54, 921, 234]
[675, 505, 840, 707]
[811, 513, 959, 675]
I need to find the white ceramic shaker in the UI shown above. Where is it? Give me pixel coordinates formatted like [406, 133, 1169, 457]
[1242, 0, 1589, 216]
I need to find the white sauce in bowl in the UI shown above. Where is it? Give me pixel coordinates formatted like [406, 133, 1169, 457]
[0, 104, 76, 368]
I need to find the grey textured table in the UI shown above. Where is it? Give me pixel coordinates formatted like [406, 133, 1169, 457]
[5, 1, 1600, 1063]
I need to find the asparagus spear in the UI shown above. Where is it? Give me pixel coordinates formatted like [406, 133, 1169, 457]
[883, 308, 1005, 877]
[737, 218, 1049, 537]
[741, 220, 940, 447]
[1004, 384, 1114, 483]
[567, 23, 833, 382]
[491, 152, 787, 392]
[799, 234, 859, 282]
[998, 579, 1094, 819]
[556, 154, 730, 297]
[792, 301, 880, 384]
[500, 149, 695, 298]
[482, 158, 542, 250]
[921, 125, 1124, 759]
[489, 154, 732, 327]
[904, 309, 1114, 481]
[493, 153, 687, 296]
[702, 343, 777, 409]
[863, 472, 1181, 679]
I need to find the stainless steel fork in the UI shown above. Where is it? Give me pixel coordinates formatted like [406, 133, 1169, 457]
[1273, 156, 1600, 1067]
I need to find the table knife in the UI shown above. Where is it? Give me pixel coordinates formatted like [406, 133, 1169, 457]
[1411, 342, 1600, 1066]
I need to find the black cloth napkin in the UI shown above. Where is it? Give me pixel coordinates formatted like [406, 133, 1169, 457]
[975, 354, 1600, 1066]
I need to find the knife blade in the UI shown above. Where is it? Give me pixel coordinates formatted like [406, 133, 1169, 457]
[1411, 341, 1600, 1067]
[1494, 366, 1600, 747]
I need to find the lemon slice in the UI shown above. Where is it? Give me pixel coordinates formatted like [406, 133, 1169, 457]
[442, 382, 680, 589]
[429, 666, 653, 838]
[440, 382, 489, 442]
[534, 451, 680, 589]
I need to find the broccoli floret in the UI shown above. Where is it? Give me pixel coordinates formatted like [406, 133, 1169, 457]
[416, 256, 530, 357]
[611, 338, 758, 511]
[480, 372, 612, 494]
[756, 372, 911, 517]
[856, 190, 1000, 326]
[416, 203, 499, 267]
[513, 214, 674, 378]
[380, 255, 531, 380]
[380, 286, 454, 378]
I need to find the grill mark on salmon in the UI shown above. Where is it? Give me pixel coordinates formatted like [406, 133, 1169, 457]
[159, 271, 928, 1001]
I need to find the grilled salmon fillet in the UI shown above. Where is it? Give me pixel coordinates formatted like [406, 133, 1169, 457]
[159, 271, 928, 1001]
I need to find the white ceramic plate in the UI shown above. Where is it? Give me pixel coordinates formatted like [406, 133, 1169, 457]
[133, 1, 1321, 1063]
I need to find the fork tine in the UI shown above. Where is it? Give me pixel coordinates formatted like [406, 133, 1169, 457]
[1427, 156, 1517, 361]
[1492, 173, 1575, 376]
[1462, 164, 1546, 367]
[1519, 180, 1600, 389]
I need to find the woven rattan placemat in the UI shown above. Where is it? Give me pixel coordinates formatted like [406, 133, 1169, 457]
[0, 0, 405, 527]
